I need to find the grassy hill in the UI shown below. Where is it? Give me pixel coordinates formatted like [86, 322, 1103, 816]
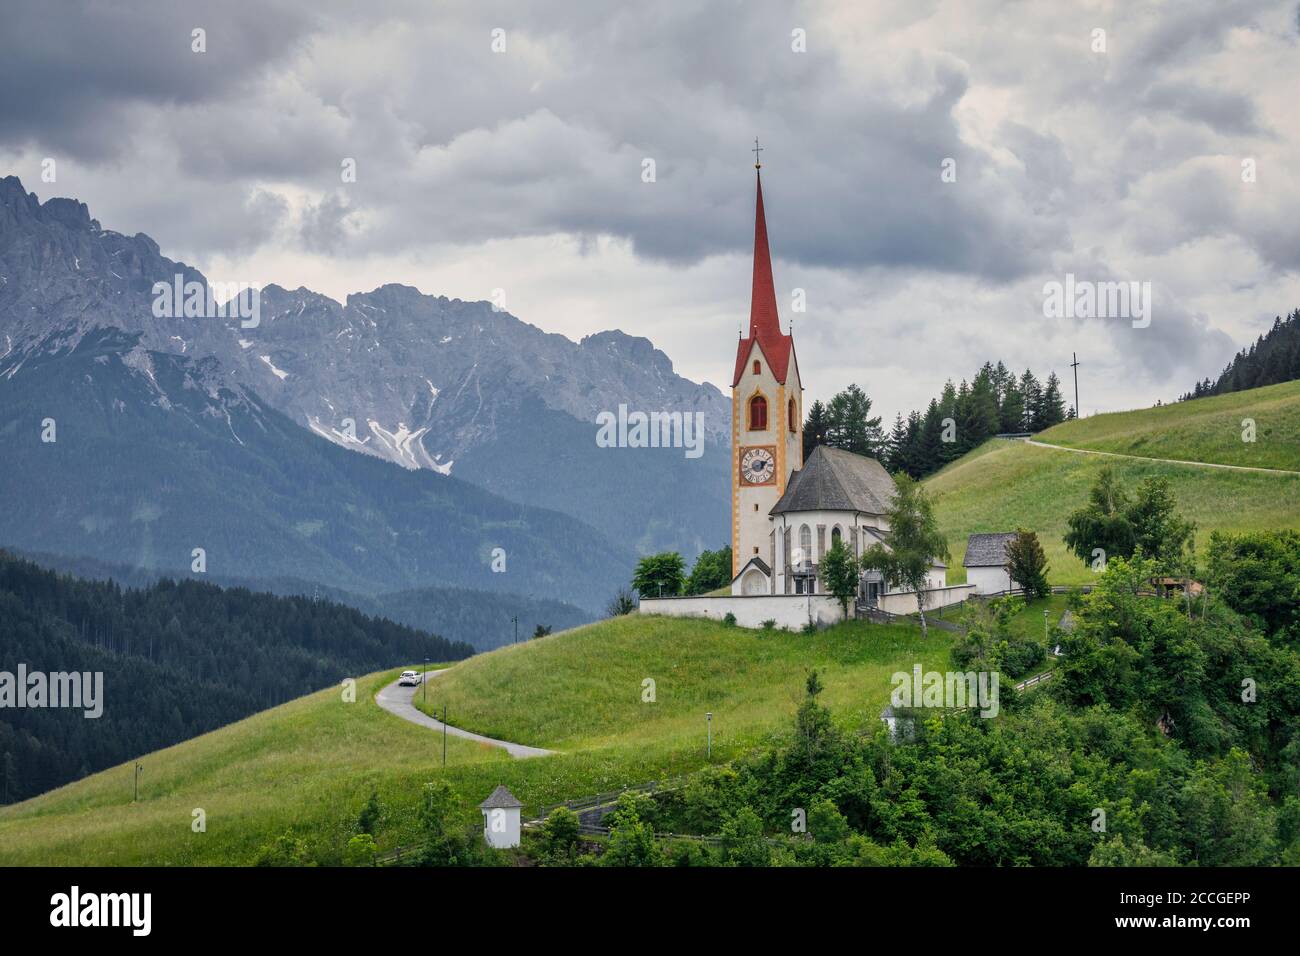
[0, 615, 949, 865]
[1036, 379, 1300, 472]
[927, 384, 1300, 585]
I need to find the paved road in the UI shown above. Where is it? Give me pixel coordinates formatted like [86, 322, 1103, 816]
[1022, 439, 1300, 476]
[375, 670, 555, 759]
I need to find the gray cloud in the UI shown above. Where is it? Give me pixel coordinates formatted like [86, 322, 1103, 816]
[1, 0, 1294, 413]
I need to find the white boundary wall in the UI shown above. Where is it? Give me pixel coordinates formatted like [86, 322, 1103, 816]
[638, 594, 845, 629]
[876, 584, 976, 615]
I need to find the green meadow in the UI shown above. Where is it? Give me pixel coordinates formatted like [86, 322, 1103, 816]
[1036, 379, 1300, 472]
[0, 616, 950, 865]
[927, 438, 1300, 586]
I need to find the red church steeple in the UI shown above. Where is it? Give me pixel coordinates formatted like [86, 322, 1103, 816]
[733, 150, 794, 386]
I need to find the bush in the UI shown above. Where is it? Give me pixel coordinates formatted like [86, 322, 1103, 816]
[722, 612, 737, 627]
[999, 638, 1046, 678]
[254, 832, 310, 867]
[538, 807, 581, 864]
[605, 587, 637, 617]
[355, 789, 382, 835]
[343, 833, 377, 866]
[761, 619, 776, 631]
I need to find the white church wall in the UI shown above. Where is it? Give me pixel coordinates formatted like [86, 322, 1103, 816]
[639, 594, 845, 629]
[877, 583, 976, 615]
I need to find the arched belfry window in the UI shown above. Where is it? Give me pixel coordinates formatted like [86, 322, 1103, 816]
[753, 360, 761, 375]
[749, 394, 768, 431]
[789, 398, 798, 432]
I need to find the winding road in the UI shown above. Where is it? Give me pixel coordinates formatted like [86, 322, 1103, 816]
[375, 670, 555, 759]
[1021, 438, 1300, 477]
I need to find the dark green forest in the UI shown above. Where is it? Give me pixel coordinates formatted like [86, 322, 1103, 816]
[803, 363, 1070, 480]
[1182, 308, 1300, 401]
[0, 551, 473, 804]
[12, 548, 590, 652]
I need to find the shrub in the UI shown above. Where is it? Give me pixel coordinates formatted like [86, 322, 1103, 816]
[539, 807, 581, 864]
[254, 832, 309, 867]
[343, 833, 377, 866]
[355, 789, 382, 835]
[605, 587, 637, 616]
[722, 612, 737, 627]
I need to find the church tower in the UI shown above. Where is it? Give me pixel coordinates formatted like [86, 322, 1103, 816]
[731, 153, 801, 582]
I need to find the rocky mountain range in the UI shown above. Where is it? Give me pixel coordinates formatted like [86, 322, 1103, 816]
[0, 324, 628, 617]
[0, 175, 732, 557]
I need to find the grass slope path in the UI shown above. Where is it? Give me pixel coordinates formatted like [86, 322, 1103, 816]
[926, 438, 1300, 587]
[0, 618, 953, 865]
[1022, 438, 1300, 476]
[375, 670, 555, 759]
[1035, 380, 1300, 472]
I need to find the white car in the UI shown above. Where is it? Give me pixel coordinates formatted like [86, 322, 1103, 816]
[398, 670, 422, 687]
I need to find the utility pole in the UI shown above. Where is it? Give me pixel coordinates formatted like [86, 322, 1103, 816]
[512, 615, 518, 644]
[423, 657, 429, 707]
[442, 705, 447, 767]
[706, 712, 713, 758]
[134, 763, 142, 802]
[1070, 352, 1081, 418]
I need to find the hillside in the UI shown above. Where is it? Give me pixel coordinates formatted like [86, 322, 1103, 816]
[0, 614, 947, 864]
[10, 547, 592, 652]
[0, 327, 630, 613]
[0, 551, 473, 804]
[1036, 379, 1300, 472]
[927, 434, 1300, 586]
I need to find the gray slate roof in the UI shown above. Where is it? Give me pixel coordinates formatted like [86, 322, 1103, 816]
[770, 445, 897, 516]
[732, 555, 771, 582]
[963, 532, 1018, 568]
[478, 785, 523, 810]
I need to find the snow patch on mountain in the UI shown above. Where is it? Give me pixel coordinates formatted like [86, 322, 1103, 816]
[260, 355, 289, 380]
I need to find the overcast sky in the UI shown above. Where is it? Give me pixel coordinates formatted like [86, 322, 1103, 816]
[3, 0, 1297, 421]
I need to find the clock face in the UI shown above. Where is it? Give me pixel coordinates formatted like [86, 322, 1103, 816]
[740, 446, 776, 485]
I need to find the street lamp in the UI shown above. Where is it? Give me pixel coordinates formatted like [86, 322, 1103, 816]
[423, 657, 429, 706]
[1043, 609, 1049, 642]
[705, 712, 713, 758]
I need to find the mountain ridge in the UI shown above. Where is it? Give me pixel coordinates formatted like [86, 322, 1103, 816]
[0, 325, 632, 613]
[1, 175, 731, 556]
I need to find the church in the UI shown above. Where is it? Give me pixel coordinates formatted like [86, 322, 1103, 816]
[641, 156, 970, 629]
[727, 157, 951, 607]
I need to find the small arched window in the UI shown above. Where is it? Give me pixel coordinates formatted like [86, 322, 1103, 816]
[799, 525, 812, 564]
[831, 526, 843, 549]
[753, 360, 761, 375]
[788, 398, 798, 432]
[749, 395, 768, 430]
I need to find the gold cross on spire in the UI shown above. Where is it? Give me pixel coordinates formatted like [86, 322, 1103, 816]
[752, 137, 764, 169]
